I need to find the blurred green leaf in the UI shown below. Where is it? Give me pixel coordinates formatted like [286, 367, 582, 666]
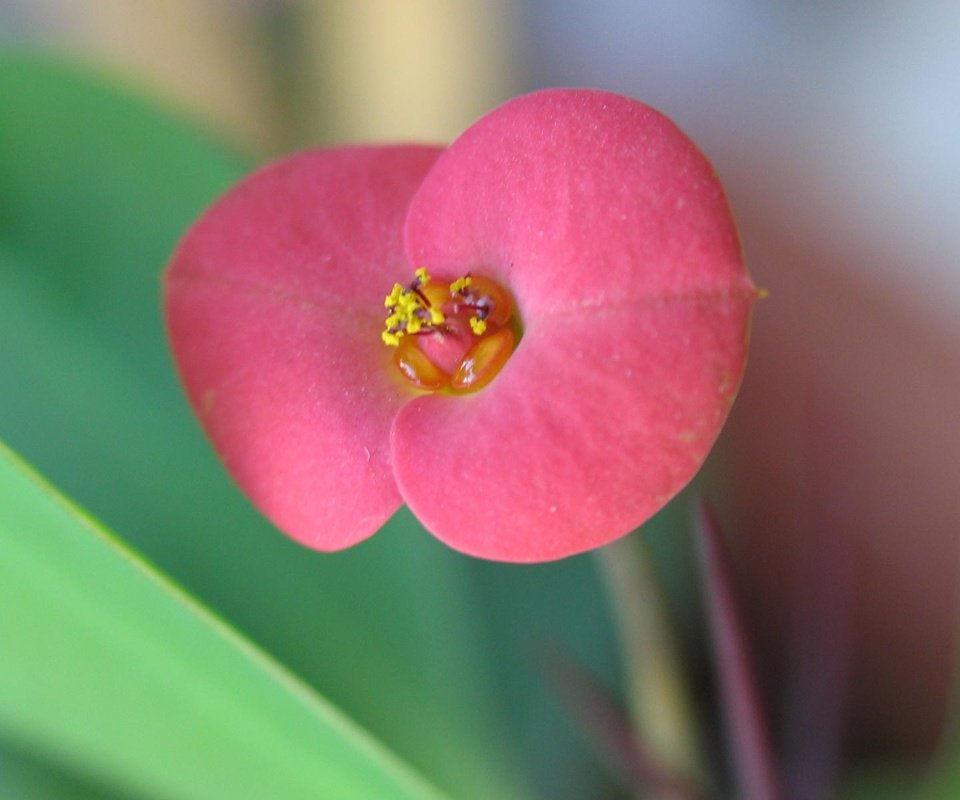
[920, 733, 960, 799]
[841, 765, 925, 799]
[0, 738, 134, 800]
[0, 439, 448, 800]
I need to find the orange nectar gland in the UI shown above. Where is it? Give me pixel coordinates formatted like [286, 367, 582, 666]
[382, 268, 515, 393]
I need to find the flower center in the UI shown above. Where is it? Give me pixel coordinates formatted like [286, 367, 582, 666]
[382, 268, 516, 393]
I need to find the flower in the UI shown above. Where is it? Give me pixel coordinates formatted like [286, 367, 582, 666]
[164, 89, 757, 562]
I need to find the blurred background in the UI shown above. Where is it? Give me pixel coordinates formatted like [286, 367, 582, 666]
[1, 1, 958, 798]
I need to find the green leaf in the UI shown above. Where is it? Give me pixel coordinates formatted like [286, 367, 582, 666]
[0, 439, 447, 800]
[0, 738, 134, 800]
[919, 729, 960, 799]
[840, 765, 924, 799]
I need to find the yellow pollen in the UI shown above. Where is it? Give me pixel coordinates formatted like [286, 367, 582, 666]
[384, 283, 404, 308]
[382, 268, 446, 347]
[450, 275, 472, 294]
[382, 268, 517, 393]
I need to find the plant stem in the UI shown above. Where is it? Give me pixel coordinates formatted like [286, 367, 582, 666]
[598, 532, 703, 797]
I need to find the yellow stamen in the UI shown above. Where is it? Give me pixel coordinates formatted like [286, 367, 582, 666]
[384, 283, 404, 308]
[382, 268, 517, 392]
[382, 269, 446, 346]
[450, 275, 472, 294]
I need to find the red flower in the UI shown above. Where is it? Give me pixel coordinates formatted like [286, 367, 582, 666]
[165, 89, 756, 562]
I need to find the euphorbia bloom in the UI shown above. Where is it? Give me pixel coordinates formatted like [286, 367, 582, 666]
[165, 89, 757, 562]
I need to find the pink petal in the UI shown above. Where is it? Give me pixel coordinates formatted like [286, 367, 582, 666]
[405, 89, 751, 321]
[393, 296, 752, 561]
[395, 90, 755, 561]
[165, 146, 441, 550]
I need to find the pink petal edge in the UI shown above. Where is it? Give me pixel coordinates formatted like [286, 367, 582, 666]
[165, 146, 442, 550]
